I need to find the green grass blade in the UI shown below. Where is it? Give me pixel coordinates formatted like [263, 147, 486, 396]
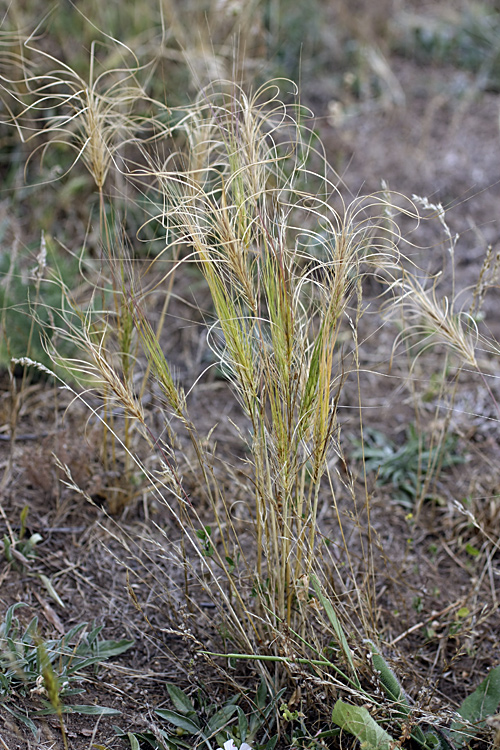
[311, 575, 360, 688]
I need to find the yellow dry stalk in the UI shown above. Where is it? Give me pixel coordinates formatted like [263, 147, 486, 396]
[82, 89, 112, 190]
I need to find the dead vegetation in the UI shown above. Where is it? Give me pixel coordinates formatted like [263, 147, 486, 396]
[1, 2, 500, 749]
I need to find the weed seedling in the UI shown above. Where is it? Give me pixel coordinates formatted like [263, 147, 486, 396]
[351, 424, 463, 507]
[0, 603, 133, 736]
[117, 679, 281, 750]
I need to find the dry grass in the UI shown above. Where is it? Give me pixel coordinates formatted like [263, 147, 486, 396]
[1, 3, 500, 749]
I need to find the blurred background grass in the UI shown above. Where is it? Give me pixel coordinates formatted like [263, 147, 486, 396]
[2, 0, 500, 368]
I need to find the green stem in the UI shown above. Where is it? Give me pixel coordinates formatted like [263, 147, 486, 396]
[200, 651, 366, 693]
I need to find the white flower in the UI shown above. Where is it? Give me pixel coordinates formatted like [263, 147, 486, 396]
[221, 740, 252, 750]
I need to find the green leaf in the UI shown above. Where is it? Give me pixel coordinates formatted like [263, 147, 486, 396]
[423, 731, 441, 749]
[331, 699, 396, 750]
[38, 574, 65, 608]
[311, 576, 360, 688]
[256, 678, 267, 709]
[207, 704, 237, 734]
[196, 526, 212, 540]
[91, 637, 135, 659]
[82, 624, 103, 646]
[127, 733, 141, 750]
[155, 708, 201, 734]
[465, 544, 480, 558]
[459, 666, 500, 721]
[60, 687, 86, 696]
[61, 622, 88, 645]
[115, 726, 181, 750]
[3, 535, 12, 562]
[166, 683, 196, 715]
[66, 639, 134, 673]
[367, 642, 409, 708]
[34, 704, 121, 716]
[312, 729, 342, 739]
[236, 706, 248, 742]
[1, 602, 26, 636]
[67, 704, 122, 715]
[450, 666, 500, 746]
[367, 643, 427, 746]
[24, 616, 39, 641]
[3, 704, 39, 737]
[19, 505, 29, 539]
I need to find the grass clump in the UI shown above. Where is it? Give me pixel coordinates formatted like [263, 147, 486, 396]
[6, 61, 496, 735]
[5, 56, 403, 681]
[123, 78, 410, 657]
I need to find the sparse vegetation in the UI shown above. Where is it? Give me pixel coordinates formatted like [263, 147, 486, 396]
[116, 679, 283, 750]
[1, 2, 500, 750]
[0, 602, 133, 738]
[350, 424, 464, 507]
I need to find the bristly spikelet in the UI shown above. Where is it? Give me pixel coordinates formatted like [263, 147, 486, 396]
[0, 33, 170, 191]
[37, 641, 69, 750]
[390, 275, 479, 369]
